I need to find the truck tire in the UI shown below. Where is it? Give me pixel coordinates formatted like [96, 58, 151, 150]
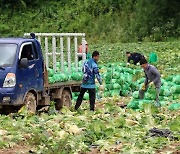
[55, 90, 72, 110]
[24, 92, 37, 114]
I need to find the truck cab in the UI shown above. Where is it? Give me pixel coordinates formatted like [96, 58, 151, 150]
[0, 38, 44, 112]
[0, 33, 86, 113]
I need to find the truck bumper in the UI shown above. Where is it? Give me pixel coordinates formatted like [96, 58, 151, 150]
[0, 88, 23, 106]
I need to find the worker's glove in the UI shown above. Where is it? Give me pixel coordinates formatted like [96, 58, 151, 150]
[141, 84, 146, 91]
[95, 79, 98, 84]
[99, 85, 104, 91]
[149, 82, 154, 87]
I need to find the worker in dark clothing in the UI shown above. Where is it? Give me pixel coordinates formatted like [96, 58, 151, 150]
[139, 58, 161, 107]
[126, 52, 144, 65]
[75, 51, 102, 111]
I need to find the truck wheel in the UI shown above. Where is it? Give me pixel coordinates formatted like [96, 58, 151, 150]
[24, 92, 37, 113]
[55, 90, 72, 110]
[55, 99, 62, 110]
[62, 90, 72, 108]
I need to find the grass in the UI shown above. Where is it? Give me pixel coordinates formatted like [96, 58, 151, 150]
[0, 41, 179, 153]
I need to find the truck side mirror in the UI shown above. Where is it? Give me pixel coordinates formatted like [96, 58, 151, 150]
[19, 58, 28, 68]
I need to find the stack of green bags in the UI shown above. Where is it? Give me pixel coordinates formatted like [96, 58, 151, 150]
[128, 74, 180, 110]
[102, 62, 142, 97]
[48, 61, 84, 84]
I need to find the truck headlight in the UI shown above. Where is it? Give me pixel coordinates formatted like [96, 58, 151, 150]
[3, 73, 16, 88]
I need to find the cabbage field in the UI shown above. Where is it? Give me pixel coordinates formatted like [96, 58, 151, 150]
[0, 41, 180, 153]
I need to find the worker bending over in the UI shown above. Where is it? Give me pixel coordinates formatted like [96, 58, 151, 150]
[139, 58, 161, 107]
[126, 52, 144, 65]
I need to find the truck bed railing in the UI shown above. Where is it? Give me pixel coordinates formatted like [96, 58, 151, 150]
[24, 33, 86, 73]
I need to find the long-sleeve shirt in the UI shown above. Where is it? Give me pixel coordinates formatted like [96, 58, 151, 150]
[144, 64, 161, 88]
[78, 44, 88, 53]
[128, 52, 144, 65]
[81, 58, 102, 89]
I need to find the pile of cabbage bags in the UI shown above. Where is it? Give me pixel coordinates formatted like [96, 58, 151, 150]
[48, 61, 83, 84]
[128, 74, 180, 110]
[100, 62, 142, 97]
[48, 60, 179, 110]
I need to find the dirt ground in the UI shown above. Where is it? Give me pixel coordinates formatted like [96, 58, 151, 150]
[0, 144, 32, 154]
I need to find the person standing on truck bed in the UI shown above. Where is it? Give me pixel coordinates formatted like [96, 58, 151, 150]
[126, 52, 144, 65]
[75, 51, 102, 111]
[139, 58, 161, 107]
[78, 40, 89, 61]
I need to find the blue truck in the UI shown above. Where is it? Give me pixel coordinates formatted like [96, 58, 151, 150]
[0, 33, 86, 113]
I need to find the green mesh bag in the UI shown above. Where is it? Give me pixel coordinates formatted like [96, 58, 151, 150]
[130, 82, 138, 91]
[72, 93, 76, 99]
[138, 100, 152, 110]
[71, 72, 83, 81]
[168, 103, 180, 111]
[48, 77, 54, 84]
[137, 78, 145, 84]
[113, 83, 121, 89]
[160, 86, 171, 96]
[110, 90, 120, 97]
[166, 75, 173, 82]
[121, 90, 129, 96]
[56, 62, 61, 68]
[171, 85, 180, 94]
[159, 101, 169, 107]
[105, 72, 112, 81]
[86, 53, 91, 60]
[172, 76, 180, 84]
[64, 61, 68, 66]
[106, 84, 113, 90]
[149, 52, 158, 63]
[111, 79, 117, 84]
[56, 73, 69, 82]
[117, 78, 123, 85]
[113, 71, 120, 79]
[144, 92, 156, 100]
[84, 93, 89, 100]
[132, 91, 139, 99]
[122, 83, 131, 91]
[172, 94, 180, 100]
[104, 91, 111, 97]
[48, 68, 55, 77]
[127, 99, 139, 109]
[52, 74, 59, 82]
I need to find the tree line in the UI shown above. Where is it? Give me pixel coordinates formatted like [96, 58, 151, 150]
[0, 0, 179, 42]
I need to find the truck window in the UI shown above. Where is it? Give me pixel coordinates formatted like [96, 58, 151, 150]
[32, 42, 38, 59]
[21, 44, 34, 61]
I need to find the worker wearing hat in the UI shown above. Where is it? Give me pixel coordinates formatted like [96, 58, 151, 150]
[78, 40, 89, 61]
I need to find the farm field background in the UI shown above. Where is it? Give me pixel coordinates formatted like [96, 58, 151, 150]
[0, 41, 180, 153]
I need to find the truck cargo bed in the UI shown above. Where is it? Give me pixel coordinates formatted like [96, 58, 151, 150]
[48, 80, 82, 89]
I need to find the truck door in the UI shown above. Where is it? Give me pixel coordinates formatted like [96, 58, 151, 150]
[17, 42, 43, 96]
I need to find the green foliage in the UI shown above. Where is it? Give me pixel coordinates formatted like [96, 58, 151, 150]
[0, 0, 179, 42]
[0, 99, 179, 153]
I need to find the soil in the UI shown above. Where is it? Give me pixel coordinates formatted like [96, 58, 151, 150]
[156, 142, 180, 154]
[0, 144, 33, 154]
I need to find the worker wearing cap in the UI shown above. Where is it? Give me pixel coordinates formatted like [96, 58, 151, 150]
[126, 52, 144, 65]
[139, 58, 161, 107]
[78, 40, 89, 61]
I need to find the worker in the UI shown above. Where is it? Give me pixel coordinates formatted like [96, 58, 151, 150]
[126, 52, 144, 65]
[139, 58, 161, 107]
[75, 51, 103, 111]
[78, 40, 89, 61]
